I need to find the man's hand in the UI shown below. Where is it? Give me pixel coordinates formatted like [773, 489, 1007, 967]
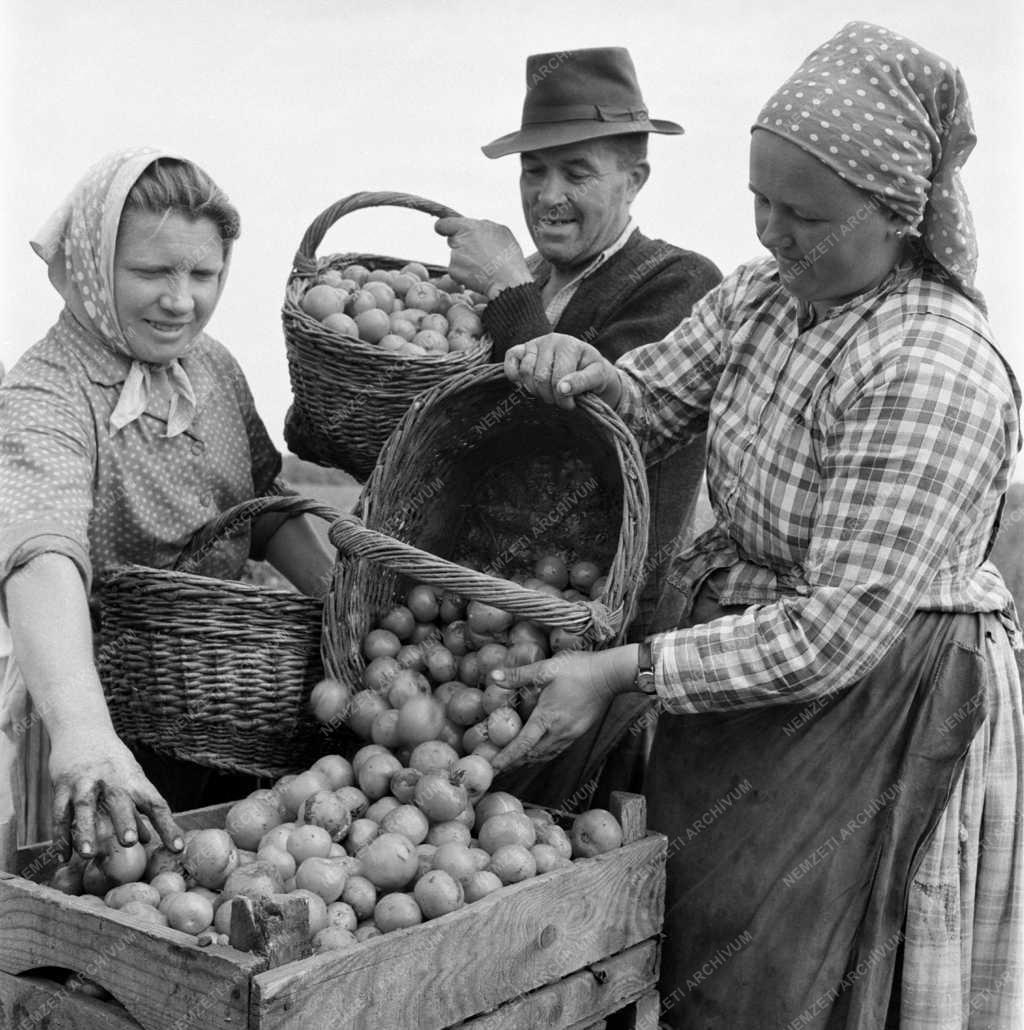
[505, 333, 622, 410]
[488, 646, 637, 772]
[49, 728, 183, 860]
[434, 217, 534, 298]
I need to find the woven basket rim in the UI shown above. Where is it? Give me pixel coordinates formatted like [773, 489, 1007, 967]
[321, 362, 650, 687]
[101, 561, 324, 603]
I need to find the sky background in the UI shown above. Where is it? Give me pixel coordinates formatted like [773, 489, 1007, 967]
[3, 0, 1022, 476]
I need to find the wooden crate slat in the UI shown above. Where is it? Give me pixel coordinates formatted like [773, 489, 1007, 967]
[0, 968, 143, 1030]
[617, 988, 660, 1030]
[250, 834, 666, 1030]
[0, 873, 257, 1030]
[457, 938, 658, 1029]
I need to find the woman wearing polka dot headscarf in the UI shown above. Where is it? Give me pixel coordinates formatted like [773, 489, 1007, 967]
[0, 149, 333, 868]
[488, 23, 1022, 1027]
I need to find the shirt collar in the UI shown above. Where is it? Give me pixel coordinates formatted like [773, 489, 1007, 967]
[794, 256, 919, 329]
[63, 308, 131, 387]
[543, 219, 637, 319]
[62, 308, 214, 432]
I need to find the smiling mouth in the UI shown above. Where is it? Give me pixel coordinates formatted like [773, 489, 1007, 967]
[145, 319, 190, 333]
[535, 215, 576, 229]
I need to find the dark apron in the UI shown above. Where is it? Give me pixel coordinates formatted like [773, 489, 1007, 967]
[650, 573, 990, 1029]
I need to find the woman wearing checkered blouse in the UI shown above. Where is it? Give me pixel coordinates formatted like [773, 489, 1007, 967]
[489, 22, 1023, 1030]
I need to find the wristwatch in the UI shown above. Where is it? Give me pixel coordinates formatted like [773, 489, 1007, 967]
[635, 639, 657, 694]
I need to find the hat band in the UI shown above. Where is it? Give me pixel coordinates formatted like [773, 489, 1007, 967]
[525, 103, 650, 126]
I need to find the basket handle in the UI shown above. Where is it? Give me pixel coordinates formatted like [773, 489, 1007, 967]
[327, 514, 622, 645]
[175, 494, 342, 574]
[292, 191, 462, 277]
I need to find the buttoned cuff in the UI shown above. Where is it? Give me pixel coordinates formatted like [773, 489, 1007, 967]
[649, 628, 708, 715]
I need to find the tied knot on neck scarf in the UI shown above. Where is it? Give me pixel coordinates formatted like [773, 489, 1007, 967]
[754, 21, 983, 310]
[30, 146, 224, 437]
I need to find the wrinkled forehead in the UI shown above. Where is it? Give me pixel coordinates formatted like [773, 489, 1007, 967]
[520, 138, 619, 168]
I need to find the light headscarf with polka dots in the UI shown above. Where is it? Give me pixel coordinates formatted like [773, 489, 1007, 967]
[30, 147, 232, 436]
[755, 21, 983, 309]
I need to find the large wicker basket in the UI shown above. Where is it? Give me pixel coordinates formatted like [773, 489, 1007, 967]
[97, 495, 348, 779]
[321, 364, 650, 693]
[282, 190, 493, 480]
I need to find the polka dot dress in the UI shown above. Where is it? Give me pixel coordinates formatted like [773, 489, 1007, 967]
[0, 149, 282, 591]
[754, 21, 983, 308]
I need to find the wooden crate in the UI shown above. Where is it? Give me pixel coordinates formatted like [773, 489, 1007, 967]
[0, 793, 666, 1030]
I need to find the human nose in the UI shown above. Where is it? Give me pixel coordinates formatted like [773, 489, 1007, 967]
[160, 272, 194, 314]
[757, 205, 795, 250]
[534, 171, 569, 211]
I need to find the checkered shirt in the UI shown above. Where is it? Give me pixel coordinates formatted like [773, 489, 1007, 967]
[615, 256, 1022, 713]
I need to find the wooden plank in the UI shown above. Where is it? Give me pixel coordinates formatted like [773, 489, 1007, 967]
[457, 939, 658, 1030]
[251, 833, 667, 1030]
[229, 894, 313, 965]
[608, 792, 646, 846]
[0, 872, 258, 1030]
[618, 989, 660, 1030]
[0, 967, 143, 1030]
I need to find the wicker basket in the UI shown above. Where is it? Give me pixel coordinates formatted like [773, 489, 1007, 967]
[282, 190, 493, 480]
[321, 364, 650, 693]
[97, 495, 348, 779]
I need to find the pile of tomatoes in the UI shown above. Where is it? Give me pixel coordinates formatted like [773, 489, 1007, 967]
[46, 746, 623, 956]
[299, 260, 486, 358]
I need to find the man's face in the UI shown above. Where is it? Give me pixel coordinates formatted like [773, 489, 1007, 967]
[519, 139, 648, 273]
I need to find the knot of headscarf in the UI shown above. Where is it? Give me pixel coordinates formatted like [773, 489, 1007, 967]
[754, 21, 983, 309]
[30, 146, 214, 437]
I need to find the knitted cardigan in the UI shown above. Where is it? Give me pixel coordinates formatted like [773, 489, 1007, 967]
[482, 230, 722, 636]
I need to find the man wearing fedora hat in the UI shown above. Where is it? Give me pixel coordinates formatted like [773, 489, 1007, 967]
[436, 46, 720, 807]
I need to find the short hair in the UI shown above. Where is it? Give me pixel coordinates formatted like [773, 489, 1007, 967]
[604, 132, 649, 170]
[124, 158, 240, 244]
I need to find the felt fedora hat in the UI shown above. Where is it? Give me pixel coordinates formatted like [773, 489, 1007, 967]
[482, 47, 683, 159]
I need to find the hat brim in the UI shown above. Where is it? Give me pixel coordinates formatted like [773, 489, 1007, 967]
[482, 117, 683, 159]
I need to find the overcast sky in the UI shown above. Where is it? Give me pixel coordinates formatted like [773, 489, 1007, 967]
[3, 0, 1021, 476]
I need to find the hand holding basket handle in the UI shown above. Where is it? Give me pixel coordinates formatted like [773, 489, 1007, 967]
[283, 191, 494, 480]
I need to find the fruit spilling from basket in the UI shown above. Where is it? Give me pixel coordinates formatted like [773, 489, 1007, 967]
[318, 551, 609, 760]
[45, 746, 623, 956]
[299, 260, 486, 357]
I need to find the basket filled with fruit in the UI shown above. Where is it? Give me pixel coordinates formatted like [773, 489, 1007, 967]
[97, 494, 350, 779]
[318, 362, 649, 758]
[281, 190, 492, 481]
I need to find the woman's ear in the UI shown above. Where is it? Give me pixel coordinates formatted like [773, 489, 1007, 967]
[886, 212, 910, 240]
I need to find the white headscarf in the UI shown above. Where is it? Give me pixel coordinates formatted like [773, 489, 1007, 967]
[30, 146, 233, 436]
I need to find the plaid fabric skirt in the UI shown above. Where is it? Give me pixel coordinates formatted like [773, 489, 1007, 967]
[896, 638, 1024, 1029]
[647, 571, 1023, 1029]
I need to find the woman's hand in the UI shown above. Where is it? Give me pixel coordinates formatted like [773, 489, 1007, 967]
[488, 645, 638, 771]
[5, 553, 184, 860]
[48, 727, 183, 860]
[504, 333, 622, 410]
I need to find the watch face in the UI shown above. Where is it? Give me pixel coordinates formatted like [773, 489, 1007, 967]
[636, 670, 657, 695]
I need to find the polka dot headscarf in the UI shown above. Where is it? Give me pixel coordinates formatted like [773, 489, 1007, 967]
[755, 21, 983, 309]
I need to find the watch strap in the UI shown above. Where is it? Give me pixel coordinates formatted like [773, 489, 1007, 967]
[635, 639, 656, 694]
